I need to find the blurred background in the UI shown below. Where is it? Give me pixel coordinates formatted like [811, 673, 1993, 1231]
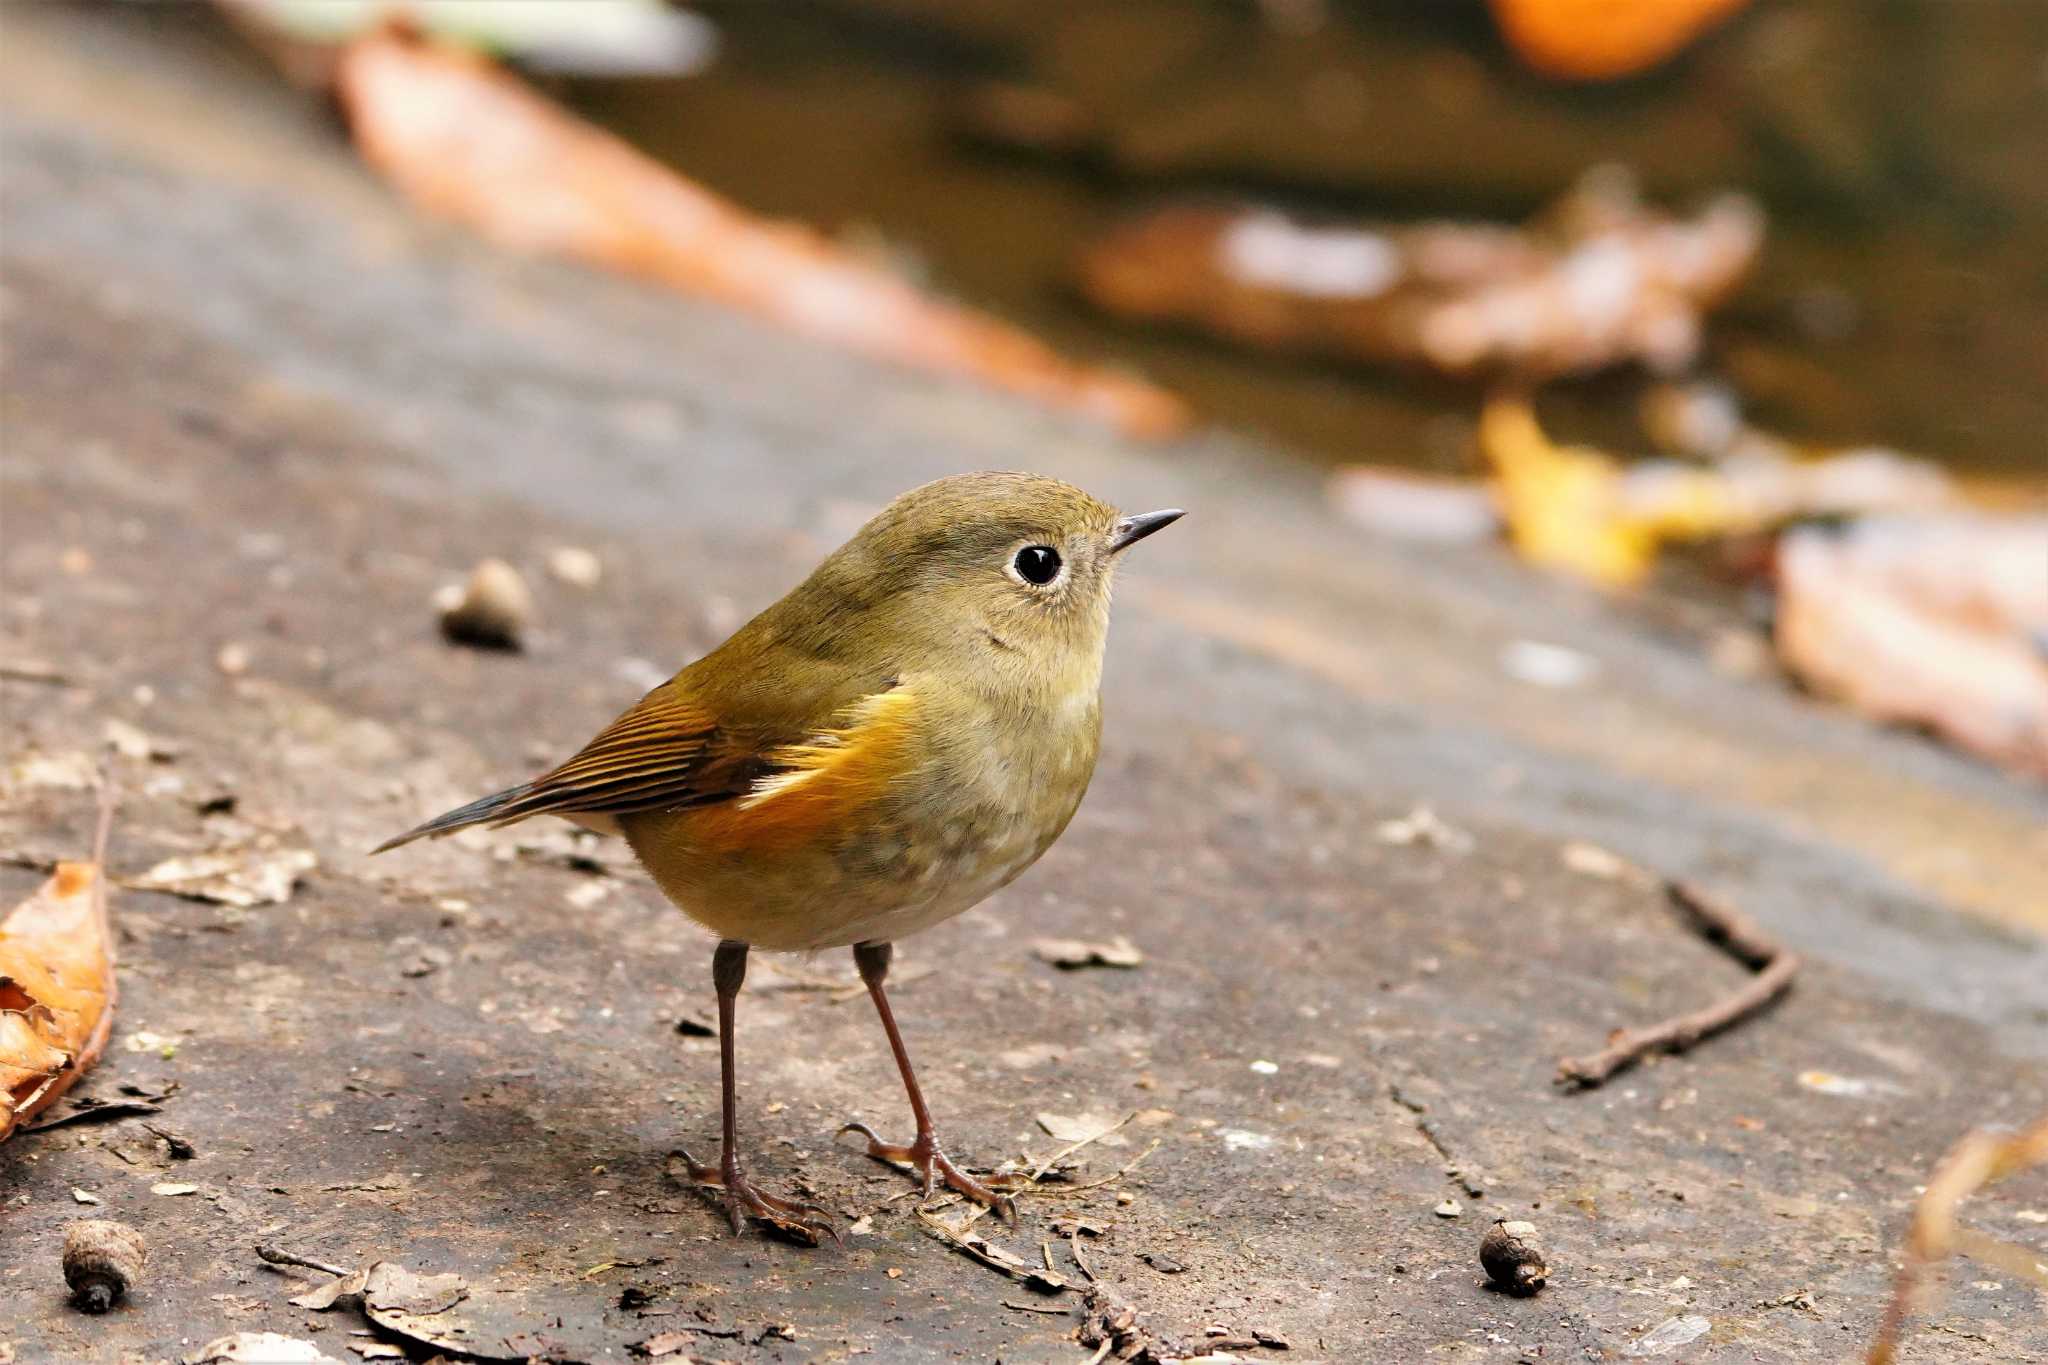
[193, 0, 2048, 777]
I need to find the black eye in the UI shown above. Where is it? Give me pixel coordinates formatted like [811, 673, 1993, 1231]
[1013, 545, 1062, 585]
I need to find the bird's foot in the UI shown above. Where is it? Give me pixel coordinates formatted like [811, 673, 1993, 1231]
[839, 1122, 1021, 1220]
[673, 1146, 838, 1245]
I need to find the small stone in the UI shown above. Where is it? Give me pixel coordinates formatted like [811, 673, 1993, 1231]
[437, 558, 531, 650]
[1560, 841, 1628, 879]
[215, 642, 251, 676]
[1434, 1198, 1463, 1218]
[1480, 1219, 1549, 1296]
[547, 546, 603, 589]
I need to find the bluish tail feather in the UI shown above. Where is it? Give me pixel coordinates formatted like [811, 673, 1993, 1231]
[371, 783, 533, 854]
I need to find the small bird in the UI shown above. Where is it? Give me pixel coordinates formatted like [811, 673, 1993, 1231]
[376, 472, 1181, 1240]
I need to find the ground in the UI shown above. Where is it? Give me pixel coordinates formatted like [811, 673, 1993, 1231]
[3, 7, 2046, 1363]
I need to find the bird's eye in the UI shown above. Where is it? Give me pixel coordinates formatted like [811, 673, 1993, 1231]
[1012, 545, 1062, 586]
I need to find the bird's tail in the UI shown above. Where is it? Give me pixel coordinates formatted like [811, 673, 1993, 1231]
[371, 782, 535, 854]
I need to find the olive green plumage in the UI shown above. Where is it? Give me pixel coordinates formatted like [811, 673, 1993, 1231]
[380, 471, 1179, 952]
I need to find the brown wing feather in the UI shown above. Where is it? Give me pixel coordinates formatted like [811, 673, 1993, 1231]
[492, 686, 750, 822]
[372, 684, 757, 853]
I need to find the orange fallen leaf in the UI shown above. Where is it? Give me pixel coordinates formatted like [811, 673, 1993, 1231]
[334, 27, 1186, 440]
[1, 790, 118, 1141]
[1491, 0, 1754, 81]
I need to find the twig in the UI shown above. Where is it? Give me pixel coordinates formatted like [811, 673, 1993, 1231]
[1025, 1111, 1136, 1185]
[1868, 1114, 2048, 1364]
[0, 660, 78, 686]
[1049, 1138, 1162, 1195]
[914, 1209, 1067, 1293]
[256, 1243, 354, 1278]
[21, 1100, 162, 1134]
[1557, 880, 1800, 1088]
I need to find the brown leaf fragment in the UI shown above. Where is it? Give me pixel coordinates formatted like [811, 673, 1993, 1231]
[290, 1261, 528, 1361]
[1776, 517, 2048, 778]
[629, 1332, 695, 1358]
[334, 27, 1184, 440]
[127, 841, 316, 908]
[1079, 169, 1760, 384]
[186, 1333, 345, 1365]
[1031, 935, 1143, 970]
[1, 793, 117, 1142]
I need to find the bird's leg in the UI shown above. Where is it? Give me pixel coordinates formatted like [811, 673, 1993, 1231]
[677, 939, 836, 1244]
[840, 940, 1020, 1218]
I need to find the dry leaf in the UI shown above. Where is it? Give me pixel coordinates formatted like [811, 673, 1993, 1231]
[188, 1333, 344, 1365]
[1080, 169, 1760, 384]
[1481, 398, 1956, 590]
[335, 27, 1184, 440]
[1492, 0, 1753, 81]
[293, 1261, 525, 1361]
[1035, 1111, 1130, 1147]
[8, 749, 98, 792]
[1777, 518, 2048, 778]
[127, 842, 316, 908]
[1, 796, 117, 1142]
[630, 1332, 696, 1358]
[1032, 935, 1144, 970]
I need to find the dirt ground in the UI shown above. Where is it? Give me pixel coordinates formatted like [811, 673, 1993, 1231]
[3, 7, 2046, 1363]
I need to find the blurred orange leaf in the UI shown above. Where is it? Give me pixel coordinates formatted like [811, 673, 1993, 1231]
[334, 27, 1185, 440]
[1491, 0, 1753, 81]
[1, 793, 118, 1141]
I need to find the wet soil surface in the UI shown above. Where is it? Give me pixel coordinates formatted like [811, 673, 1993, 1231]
[3, 8, 2045, 1362]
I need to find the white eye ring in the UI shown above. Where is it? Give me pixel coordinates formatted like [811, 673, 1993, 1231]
[1008, 543, 1065, 587]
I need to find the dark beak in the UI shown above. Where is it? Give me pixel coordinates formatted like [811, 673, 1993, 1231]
[1109, 508, 1184, 553]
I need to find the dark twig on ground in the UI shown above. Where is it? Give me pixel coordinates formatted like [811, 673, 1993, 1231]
[1558, 880, 1801, 1087]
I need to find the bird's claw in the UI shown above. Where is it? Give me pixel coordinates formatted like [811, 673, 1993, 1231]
[838, 1122, 1022, 1221]
[674, 1145, 839, 1245]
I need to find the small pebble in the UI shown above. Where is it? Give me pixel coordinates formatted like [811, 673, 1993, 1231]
[547, 546, 603, 589]
[437, 558, 531, 650]
[1434, 1198, 1463, 1218]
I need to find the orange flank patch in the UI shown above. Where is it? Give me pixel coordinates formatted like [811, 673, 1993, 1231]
[690, 687, 921, 855]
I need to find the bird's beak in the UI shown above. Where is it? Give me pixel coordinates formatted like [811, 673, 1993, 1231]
[1108, 508, 1184, 553]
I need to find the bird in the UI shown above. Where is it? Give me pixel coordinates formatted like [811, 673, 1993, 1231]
[374, 472, 1182, 1241]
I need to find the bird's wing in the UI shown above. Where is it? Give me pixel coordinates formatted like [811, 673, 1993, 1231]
[373, 673, 916, 853]
[686, 682, 923, 854]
